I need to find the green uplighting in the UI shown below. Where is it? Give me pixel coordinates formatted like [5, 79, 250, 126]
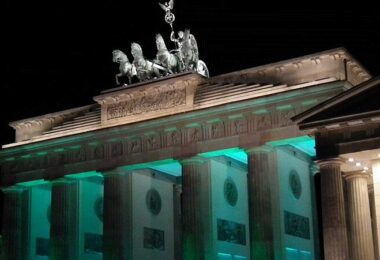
[302, 99, 318, 106]
[36, 151, 48, 156]
[164, 127, 177, 132]
[207, 118, 221, 123]
[228, 114, 243, 119]
[65, 171, 101, 179]
[267, 136, 316, 156]
[16, 179, 49, 187]
[276, 104, 293, 111]
[253, 109, 269, 115]
[123, 158, 176, 171]
[199, 147, 243, 158]
[68, 145, 81, 150]
[183, 234, 199, 260]
[185, 122, 199, 128]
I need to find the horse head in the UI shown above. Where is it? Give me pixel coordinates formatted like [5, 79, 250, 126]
[156, 34, 167, 51]
[131, 43, 143, 59]
[112, 49, 128, 63]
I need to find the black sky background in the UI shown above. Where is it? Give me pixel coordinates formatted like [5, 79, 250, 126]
[2, 1, 380, 146]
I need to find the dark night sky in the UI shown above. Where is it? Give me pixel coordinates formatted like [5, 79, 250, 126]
[2, 1, 380, 146]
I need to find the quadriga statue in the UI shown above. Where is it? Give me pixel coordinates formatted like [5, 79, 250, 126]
[131, 43, 161, 82]
[112, 49, 136, 85]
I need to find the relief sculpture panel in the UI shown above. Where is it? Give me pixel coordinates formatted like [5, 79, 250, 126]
[106, 86, 186, 120]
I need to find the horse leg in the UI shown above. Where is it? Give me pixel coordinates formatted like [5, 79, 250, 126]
[115, 74, 121, 85]
[154, 67, 162, 78]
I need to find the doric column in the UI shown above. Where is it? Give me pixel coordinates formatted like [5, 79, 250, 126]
[173, 184, 183, 260]
[180, 157, 213, 260]
[310, 164, 321, 260]
[318, 159, 349, 260]
[50, 179, 80, 260]
[368, 184, 379, 260]
[102, 168, 133, 260]
[246, 146, 278, 260]
[345, 172, 375, 260]
[2, 186, 29, 260]
[371, 159, 380, 258]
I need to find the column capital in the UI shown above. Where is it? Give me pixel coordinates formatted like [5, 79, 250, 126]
[2, 185, 25, 194]
[317, 157, 344, 167]
[173, 183, 182, 193]
[310, 163, 320, 175]
[245, 145, 274, 154]
[179, 156, 208, 165]
[100, 167, 129, 177]
[368, 184, 374, 193]
[51, 178, 77, 186]
[343, 171, 371, 181]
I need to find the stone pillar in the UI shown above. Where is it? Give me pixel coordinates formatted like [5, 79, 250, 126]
[102, 169, 133, 260]
[50, 179, 80, 260]
[173, 184, 182, 260]
[345, 172, 375, 260]
[180, 157, 213, 260]
[2, 186, 29, 260]
[318, 159, 349, 260]
[310, 164, 321, 260]
[246, 146, 279, 260]
[368, 185, 379, 260]
[371, 159, 380, 258]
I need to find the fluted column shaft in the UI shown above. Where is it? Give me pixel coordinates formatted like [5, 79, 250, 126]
[50, 179, 80, 260]
[318, 159, 349, 260]
[345, 173, 375, 260]
[173, 184, 183, 260]
[181, 157, 212, 260]
[2, 187, 29, 260]
[247, 146, 276, 260]
[102, 169, 133, 260]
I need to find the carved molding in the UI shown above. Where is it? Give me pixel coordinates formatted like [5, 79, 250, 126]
[209, 48, 371, 86]
[106, 84, 186, 120]
[92, 75, 203, 127]
[1, 101, 307, 178]
[9, 105, 98, 142]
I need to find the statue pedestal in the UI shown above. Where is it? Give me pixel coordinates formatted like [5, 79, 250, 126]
[94, 72, 204, 127]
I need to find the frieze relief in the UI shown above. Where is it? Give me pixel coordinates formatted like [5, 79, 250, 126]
[209, 120, 225, 139]
[128, 136, 142, 154]
[253, 112, 273, 131]
[277, 107, 300, 127]
[145, 133, 161, 151]
[49, 151, 66, 167]
[67, 147, 87, 163]
[231, 117, 248, 135]
[106, 84, 186, 120]
[92, 144, 105, 160]
[165, 129, 182, 147]
[185, 125, 202, 144]
[108, 141, 124, 158]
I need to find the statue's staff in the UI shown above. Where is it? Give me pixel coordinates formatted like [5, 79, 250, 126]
[158, 0, 175, 36]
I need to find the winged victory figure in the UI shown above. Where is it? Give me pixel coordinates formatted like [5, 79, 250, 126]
[159, 0, 174, 13]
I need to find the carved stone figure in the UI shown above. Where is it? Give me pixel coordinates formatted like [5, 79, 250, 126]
[159, 0, 175, 24]
[180, 29, 199, 70]
[112, 50, 136, 85]
[170, 30, 184, 50]
[131, 43, 161, 81]
[180, 30, 209, 77]
[158, 0, 174, 13]
[155, 33, 182, 74]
